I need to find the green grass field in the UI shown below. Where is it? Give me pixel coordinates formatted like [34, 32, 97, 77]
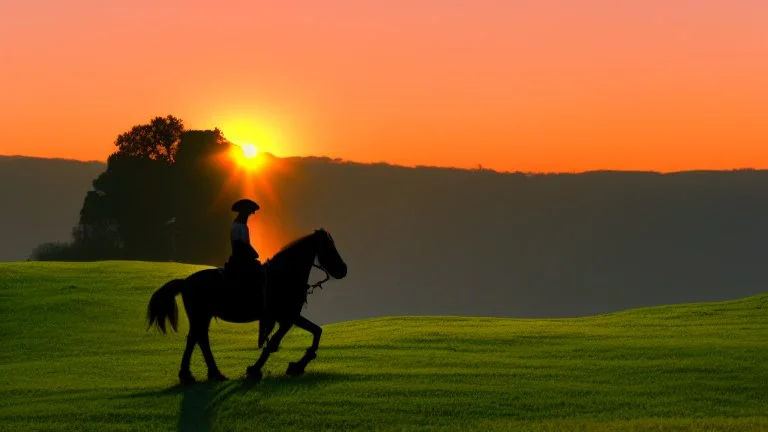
[0, 261, 766, 431]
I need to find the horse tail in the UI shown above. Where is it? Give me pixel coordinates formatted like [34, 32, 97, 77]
[146, 279, 185, 334]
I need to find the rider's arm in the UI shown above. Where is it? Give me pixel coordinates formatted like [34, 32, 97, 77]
[249, 243, 259, 259]
[233, 240, 258, 260]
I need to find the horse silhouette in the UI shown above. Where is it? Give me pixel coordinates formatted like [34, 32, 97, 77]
[147, 228, 347, 383]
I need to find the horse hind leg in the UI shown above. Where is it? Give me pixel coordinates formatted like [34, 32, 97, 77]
[195, 317, 228, 381]
[178, 333, 198, 385]
[178, 297, 198, 385]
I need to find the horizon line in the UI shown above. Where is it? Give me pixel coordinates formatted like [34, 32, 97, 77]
[1, 152, 764, 176]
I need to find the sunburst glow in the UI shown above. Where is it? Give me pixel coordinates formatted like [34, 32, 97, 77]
[219, 117, 287, 157]
[219, 117, 287, 172]
[216, 138, 291, 258]
[216, 118, 295, 255]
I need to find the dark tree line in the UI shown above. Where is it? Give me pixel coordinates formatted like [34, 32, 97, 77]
[32, 115, 243, 266]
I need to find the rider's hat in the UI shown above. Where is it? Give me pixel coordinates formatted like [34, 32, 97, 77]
[231, 199, 260, 214]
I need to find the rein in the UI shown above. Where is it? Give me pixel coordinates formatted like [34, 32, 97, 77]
[308, 263, 330, 295]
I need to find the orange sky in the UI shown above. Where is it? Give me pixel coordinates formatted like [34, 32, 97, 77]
[1, 1, 766, 173]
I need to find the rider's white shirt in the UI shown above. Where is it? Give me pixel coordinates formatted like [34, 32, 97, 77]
[231, 221, 250, 244]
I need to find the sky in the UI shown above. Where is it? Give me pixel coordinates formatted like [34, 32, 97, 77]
[1, 0, 766, 173]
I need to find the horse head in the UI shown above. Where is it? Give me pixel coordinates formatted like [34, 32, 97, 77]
[314, 228, 347, 280]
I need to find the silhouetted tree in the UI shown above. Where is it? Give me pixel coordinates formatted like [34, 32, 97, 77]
[46, 116, 183, 261]
[30, 242, 75, 261]
[91, 152, 174, 259]
[33, 116, 253, 265]
[115, 115, 184, 163]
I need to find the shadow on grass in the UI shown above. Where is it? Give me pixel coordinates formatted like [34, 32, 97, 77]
[123, 372, 347, 432]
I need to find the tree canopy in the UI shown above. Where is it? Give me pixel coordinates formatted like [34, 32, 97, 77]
[114, 115, 184, 163]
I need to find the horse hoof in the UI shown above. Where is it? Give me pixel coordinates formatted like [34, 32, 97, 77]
[179, 372, 196, 386]
[246, 366, 263, 381]
[286, 362, 305, 377]
[208, 372, 228, 382]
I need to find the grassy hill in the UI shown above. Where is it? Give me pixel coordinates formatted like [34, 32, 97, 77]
[0, 261, 766, 431]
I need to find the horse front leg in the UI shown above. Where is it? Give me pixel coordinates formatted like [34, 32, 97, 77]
[246, 320, 292, 380]
[286, 315, 322, 377]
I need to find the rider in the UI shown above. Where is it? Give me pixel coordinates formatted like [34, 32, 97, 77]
[228, 199, 266, 300]
[228, 198, 271, 348]
[230, 198, 260, 264]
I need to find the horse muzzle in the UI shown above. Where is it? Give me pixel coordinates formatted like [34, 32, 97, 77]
[331, 263, 347, 279]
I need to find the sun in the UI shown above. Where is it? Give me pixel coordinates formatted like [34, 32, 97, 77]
[241, 143, 259, 159]
[229, 142, 267, 172]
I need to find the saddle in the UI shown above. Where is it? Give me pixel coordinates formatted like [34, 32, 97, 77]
[223, 257, 264, 291]
[222, 257, 273, 348]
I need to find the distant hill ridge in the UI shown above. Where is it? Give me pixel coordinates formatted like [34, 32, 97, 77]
[0, 156, 106, 262]
[2, 154, 767, 324]
[4, 152, 761, 175]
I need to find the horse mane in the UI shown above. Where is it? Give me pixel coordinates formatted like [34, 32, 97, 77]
[271, 231, 318, 261]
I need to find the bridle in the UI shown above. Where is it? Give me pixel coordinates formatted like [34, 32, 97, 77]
[264, 230, 336, 298]
[308, 230, 333, 295]
[308, 263, 330, 295]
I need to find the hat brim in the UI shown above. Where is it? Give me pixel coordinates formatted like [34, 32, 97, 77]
[232, 199, 260, 213]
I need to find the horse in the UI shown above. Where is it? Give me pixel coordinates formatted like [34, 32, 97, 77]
[146, 228, 347, 384]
